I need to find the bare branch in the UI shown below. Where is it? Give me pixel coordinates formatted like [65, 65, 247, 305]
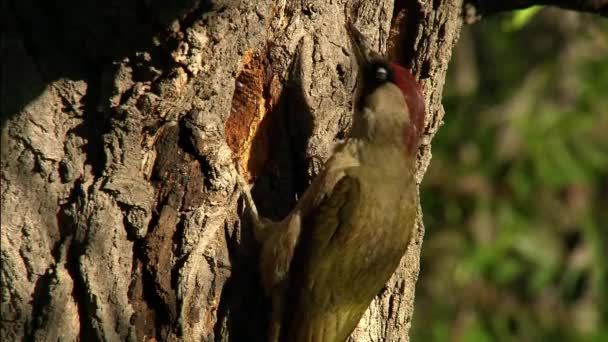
[464, 0, 608, 22]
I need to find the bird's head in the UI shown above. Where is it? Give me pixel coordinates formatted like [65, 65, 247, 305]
[347, 23, 425, 155]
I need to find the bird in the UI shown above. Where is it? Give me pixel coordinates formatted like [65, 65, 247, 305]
[239, 22, 426, 342]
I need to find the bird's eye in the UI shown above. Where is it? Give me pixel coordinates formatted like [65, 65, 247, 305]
[375, 67, 388, 81]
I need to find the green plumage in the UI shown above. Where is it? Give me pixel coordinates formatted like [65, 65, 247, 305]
[256, 138, 418, 342]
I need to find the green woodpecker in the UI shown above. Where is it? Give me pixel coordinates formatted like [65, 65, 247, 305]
[240, 23, 425, 342]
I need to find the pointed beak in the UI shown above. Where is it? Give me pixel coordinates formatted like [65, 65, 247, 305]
[346, 23, 381, 66]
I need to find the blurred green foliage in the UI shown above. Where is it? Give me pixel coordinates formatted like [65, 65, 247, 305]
[412, 8, 608, 342]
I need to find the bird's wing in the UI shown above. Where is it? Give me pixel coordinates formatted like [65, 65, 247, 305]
[282, 174, 364, 342]
[258, 145, 360, 294]
[258, 170, 354, 286]
[302, 174, 360, 254]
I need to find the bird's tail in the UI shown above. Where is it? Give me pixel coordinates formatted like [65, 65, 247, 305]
[282, 307, 365, 342]
[235, 165, 276, 242]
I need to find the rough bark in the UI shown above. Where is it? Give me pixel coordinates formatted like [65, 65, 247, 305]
[1, 0, 462, 341]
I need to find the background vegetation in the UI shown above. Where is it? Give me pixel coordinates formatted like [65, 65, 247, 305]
[412, 8, 608, 341]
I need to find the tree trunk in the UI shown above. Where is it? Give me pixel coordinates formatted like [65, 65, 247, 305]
[1, 0, 462, 341]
